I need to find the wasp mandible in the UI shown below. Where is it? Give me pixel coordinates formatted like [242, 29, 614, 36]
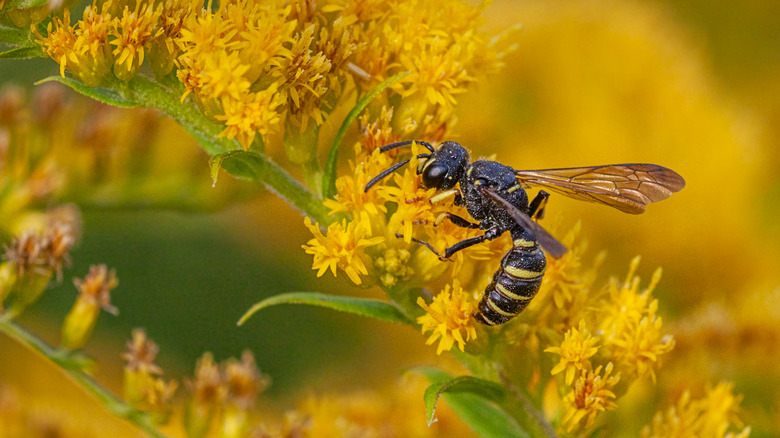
[364, 140, 685, 326]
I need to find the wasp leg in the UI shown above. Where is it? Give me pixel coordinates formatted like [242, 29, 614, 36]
[528, 190, 550, 220]
[396, 227, 503, 261]
[434, 212, 480, 229]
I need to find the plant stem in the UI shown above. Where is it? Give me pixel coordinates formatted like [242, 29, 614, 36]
[125, 75, 330, 223]
[0, 317, 170, 438]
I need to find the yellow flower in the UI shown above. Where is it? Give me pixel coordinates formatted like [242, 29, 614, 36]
[545, 320, 600, 386]
[269, 24, 332, 131]
[641, 382, 750, 438]
[562, 362, 620, 433]
[302, 217, 383, 285]
[322, 146, 392, 234]
[607, 307, 675, 383]
[215, 86, 282, 150]
[597, 257, 674, 381]
[110, 0, 163, 81]
[34, 3, 115, 87]
[417, 280, 478, 354]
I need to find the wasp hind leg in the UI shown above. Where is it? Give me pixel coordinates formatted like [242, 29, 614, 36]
[396, 226, 503, 261]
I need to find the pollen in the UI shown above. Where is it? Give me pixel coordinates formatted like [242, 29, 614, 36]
[417, 280, 478, 354]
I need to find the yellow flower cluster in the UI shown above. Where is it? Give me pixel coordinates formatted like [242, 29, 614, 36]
[542, 255, 675, 432]
[642, 382, 750, 438]
[34, 0, 510, 151]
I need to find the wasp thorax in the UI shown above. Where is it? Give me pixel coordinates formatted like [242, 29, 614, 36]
[418, 141, 469, 190]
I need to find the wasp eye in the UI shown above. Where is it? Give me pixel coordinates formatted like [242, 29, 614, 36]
[423, 163, 449, 188]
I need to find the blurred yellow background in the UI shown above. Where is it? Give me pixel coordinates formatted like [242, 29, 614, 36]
[2, 0, 779, 436]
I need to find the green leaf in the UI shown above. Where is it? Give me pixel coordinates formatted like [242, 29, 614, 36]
[321, 71, 410, 199]
[413, 367, 528, 438]
[0, 23, 30, 45]
[37, 76, 138, 108]
[210, 150, 265, 182]
[0, 45, 45, 59]
[238, 292, 412, 326]
[3, 0, 48, 9]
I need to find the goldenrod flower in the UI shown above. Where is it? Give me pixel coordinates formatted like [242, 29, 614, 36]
[122, 329, 177, 423]
[562, 362, 620, 432]
[545, 320, 600, 386]
[270, 24, 331, 131]
[224, 351, 267, 410]
[123, 328, 163, 375]
[417, 280, 478, 354]
[61, 265, 119, 350]
[322, 146, 392, 233]
[110, 0, 163, 81]
[608, 308, 675, 383]
[149, 0, 198, 77]
[597, 258, 674, 381]
[302, 217, 383, 285]
[184, 352, 224, 437]
[216, 86, 283, 149]
[642, 382, 750, 438]
[34, 3, 115, 87]
[373, 247, 414, 288]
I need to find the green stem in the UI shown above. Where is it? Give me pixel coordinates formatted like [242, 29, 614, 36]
[124, 76, 329, 223]
[0, 318, 169, 438]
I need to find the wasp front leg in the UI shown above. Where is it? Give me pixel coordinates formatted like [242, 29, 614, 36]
[434, 212, 480, 229]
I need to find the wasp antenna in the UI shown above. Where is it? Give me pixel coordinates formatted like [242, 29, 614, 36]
[364, 158, 412, 192]
[379, 140, 435, 153]
[364, 154, 432, 192]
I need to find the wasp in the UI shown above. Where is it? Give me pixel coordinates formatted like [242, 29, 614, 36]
[364, 140, 685, 326]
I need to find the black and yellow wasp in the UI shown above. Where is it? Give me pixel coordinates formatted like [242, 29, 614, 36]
[364, 140, 685, 326]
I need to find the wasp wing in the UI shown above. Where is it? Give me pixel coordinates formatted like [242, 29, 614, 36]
[479, 187, 568, 259]
[514, 164, 685, 214]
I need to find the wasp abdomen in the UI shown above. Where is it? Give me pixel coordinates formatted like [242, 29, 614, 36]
[475, 243, 546, 326]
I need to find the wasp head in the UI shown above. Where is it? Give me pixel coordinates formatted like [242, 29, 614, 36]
[418, 141, 470, 190]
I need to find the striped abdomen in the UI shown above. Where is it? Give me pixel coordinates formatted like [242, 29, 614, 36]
[475, 241, 546, 326]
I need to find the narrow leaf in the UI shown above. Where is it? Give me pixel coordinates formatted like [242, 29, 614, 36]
[211, 150, 265, 182]
[36, 76, 138, 108]
[238, 292, 412, 326]
[321, 71, 410, 199]
[413, 367, 528, 438]
[0, 45, 45, 59]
